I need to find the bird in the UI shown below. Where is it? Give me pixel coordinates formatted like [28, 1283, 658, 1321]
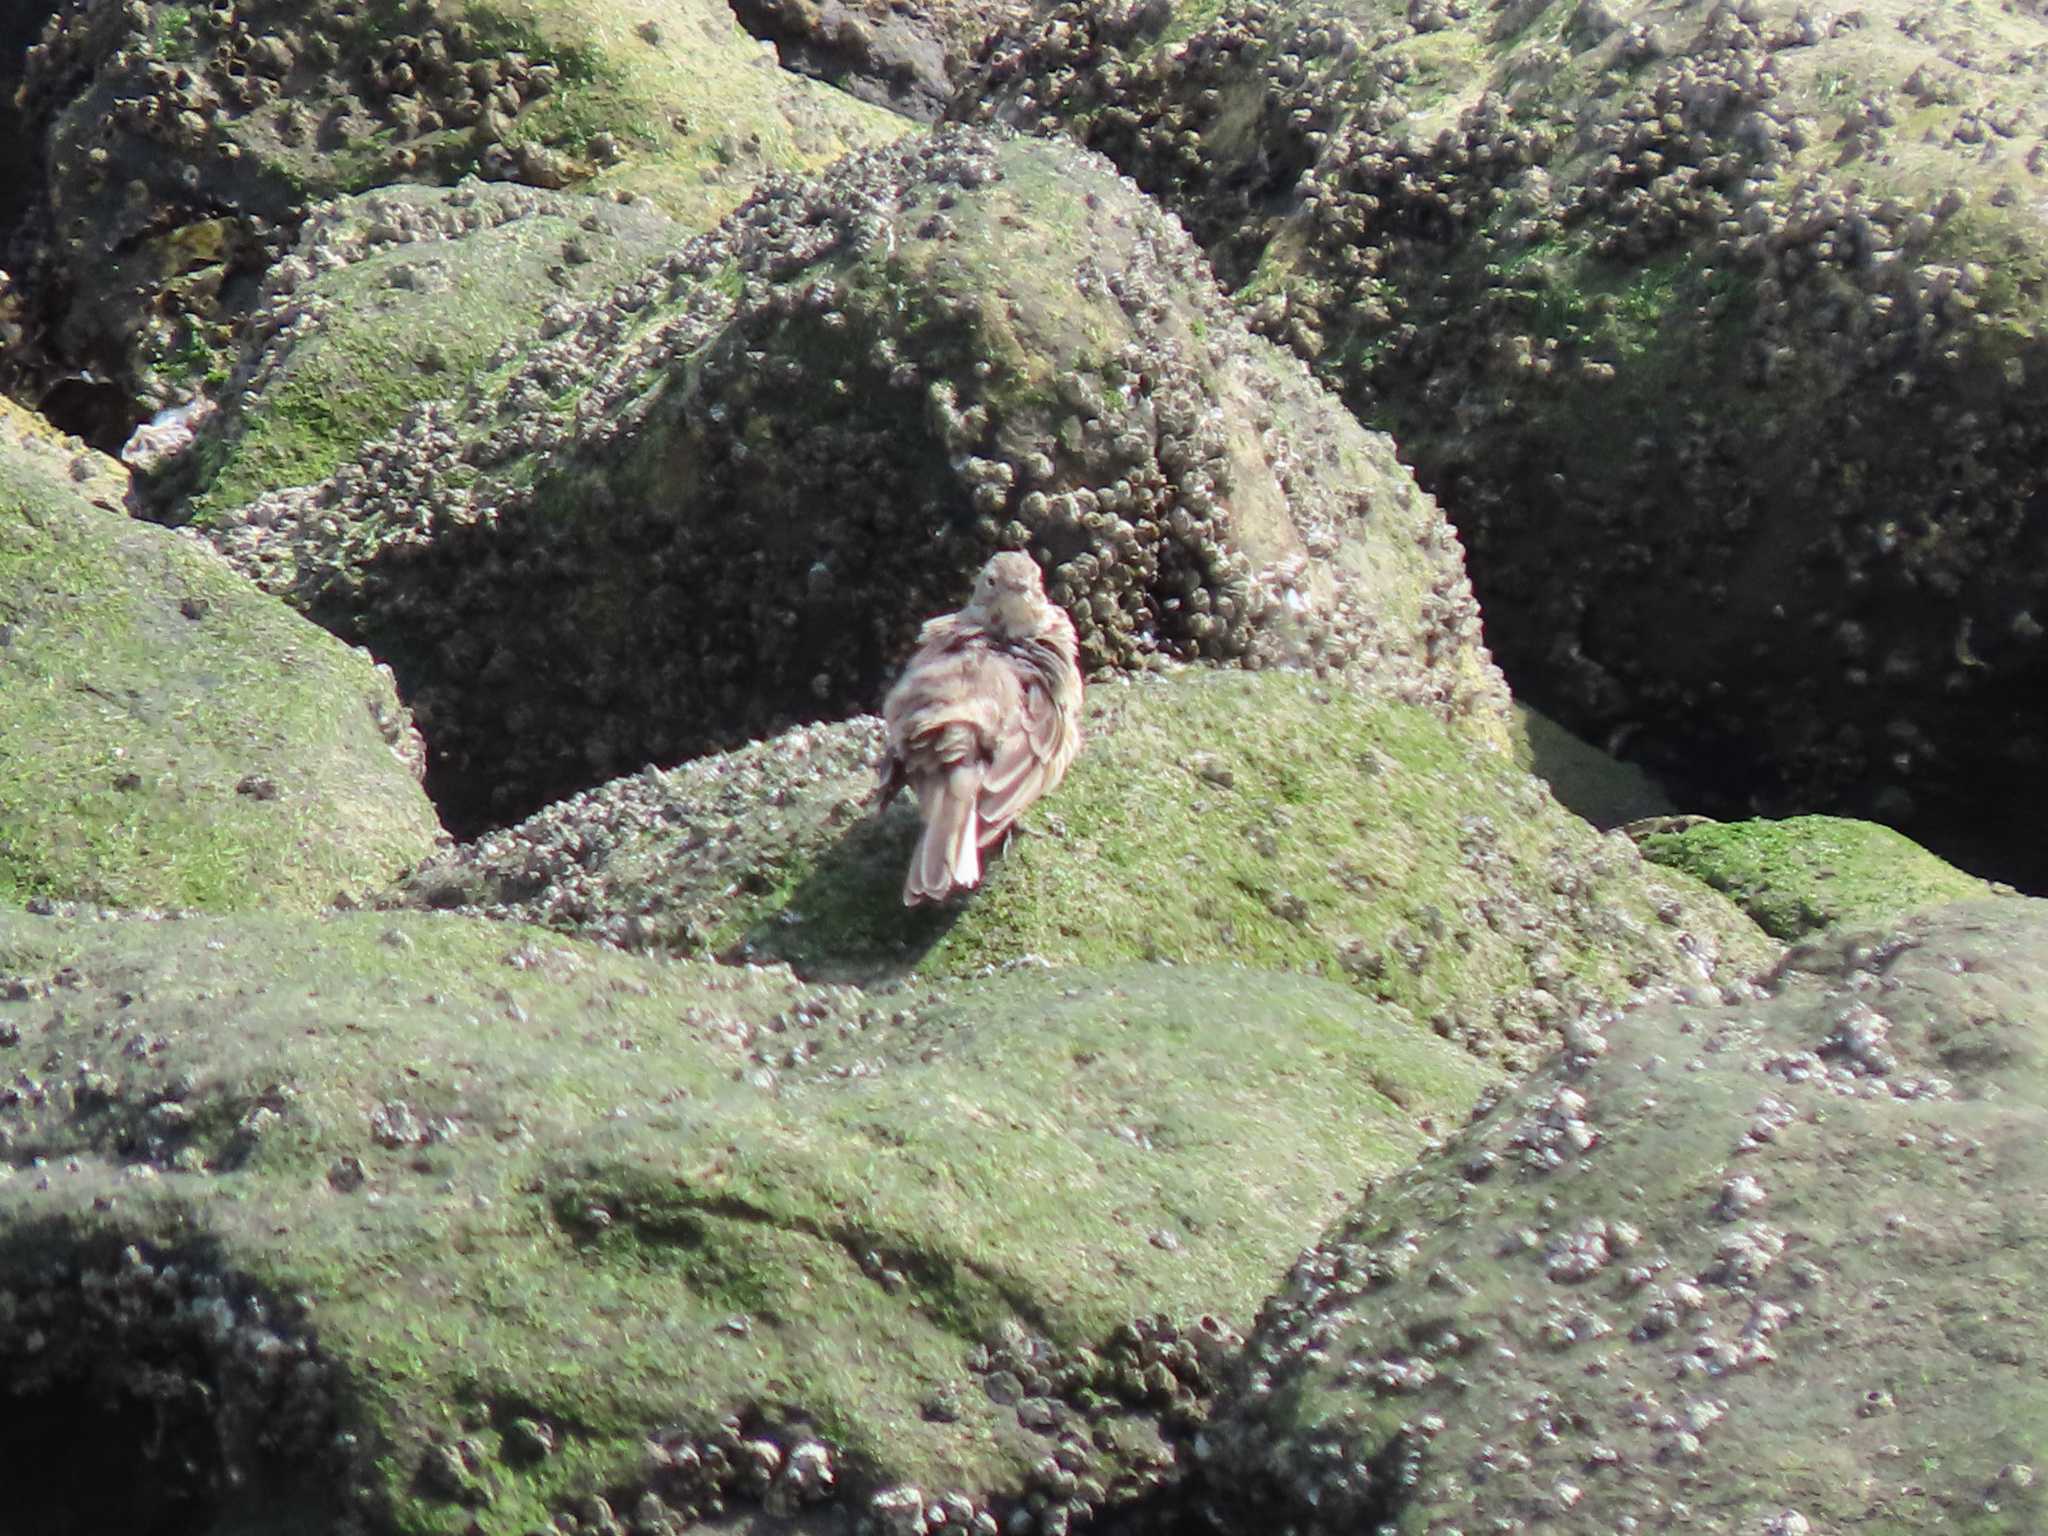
[878, 551, 1084, 905]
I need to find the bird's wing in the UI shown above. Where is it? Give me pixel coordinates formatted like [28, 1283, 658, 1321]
[976, 648, 1075, 837]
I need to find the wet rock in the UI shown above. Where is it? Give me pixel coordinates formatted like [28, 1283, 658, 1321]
[0, 396, 437, 911]
[1194, 896, 2046, 1533]
[206, 127, 1506, 835]
[390, 667, 1775, 1068]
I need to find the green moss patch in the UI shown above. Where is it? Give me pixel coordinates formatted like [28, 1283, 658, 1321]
[0, 405, 439, 910]
[1635, 814, 1993, 940]
[0, 906, 1488, 1531]
[401, 669, 1774, 1067]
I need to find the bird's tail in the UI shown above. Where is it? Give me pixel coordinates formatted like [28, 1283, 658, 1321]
[907, 765, 981, 904]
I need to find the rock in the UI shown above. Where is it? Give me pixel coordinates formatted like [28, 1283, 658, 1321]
[729, 0, 1036, 119]
[963, 0, 2048, 886]
[1193, 897, 2048, 1534]
[1511, 702, 1676, 829]
[206, 127, 1507, 834]
[1633, 813, 1992, 940]
[0, 903, 1491, 1529]
[154, 178, 682, 523]
[6, 0, 902, 444]
[392, 667, 1775, 1068]
[0, 397, 438, 911]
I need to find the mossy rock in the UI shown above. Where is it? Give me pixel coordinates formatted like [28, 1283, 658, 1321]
[0, 400, 439, 911]
[1634, 813, 1993, 941]
[0, 904, 1490, 1533]
[1194, 897, 2048, 1533]
[15, 0, 902, 422]
[965, 0, 2048, 884]
[397, 668, 1775, 1068]
[206, 128, 1506, 833]
[165, 180, 683, 523]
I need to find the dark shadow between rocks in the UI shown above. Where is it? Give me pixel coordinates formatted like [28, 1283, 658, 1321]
[723, 798, 972, 984]
[0, 1215, 355, 1536]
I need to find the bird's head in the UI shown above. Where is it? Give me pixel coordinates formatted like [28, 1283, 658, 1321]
[965, 551, 1050, 638]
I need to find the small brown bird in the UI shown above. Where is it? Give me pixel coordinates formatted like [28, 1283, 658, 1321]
[878, 552, 1084, 905]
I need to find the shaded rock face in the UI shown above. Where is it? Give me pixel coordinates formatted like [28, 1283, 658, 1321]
[731, 0, 1033, 119]
[1192, 897, 2046, 1534]
[7, 0, 898, 446]
[959, 0, 2048, 888]
[0, 398, 439, 911]
[0, 906, 1492, 1532]
[200, 128, 1505, 835]
[395, 669, 1777, 1068]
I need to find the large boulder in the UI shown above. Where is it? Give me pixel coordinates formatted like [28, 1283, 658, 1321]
[202, 128, 1508, 833]
[0, 397, 437, 910]
[7, 0, 901, 439]
[962, 0, 2048, 884]
[0, 904, 1490, 1533]
[396, 668, 1777, 1069]
[1193, 896, 2046, 1534]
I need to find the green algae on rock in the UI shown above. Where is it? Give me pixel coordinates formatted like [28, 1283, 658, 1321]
[207, 127, 1506, 833]
[1192, 897, 2048, 1533]
[961, 0, 2048, 886]
[161, 179, 683, 524]
[0, 400, 439, 912]
[1634, 813, 1993, 940]
[0, 904, 1489, 1533]
[11, 0, 901, 427]
[395, 668, 1776, 1068]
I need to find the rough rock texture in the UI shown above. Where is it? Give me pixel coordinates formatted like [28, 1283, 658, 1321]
[1636, 812, 1991, 940]
[730, 0, 1036, 119]
[1192, 896, 2043, 1534]
[0, 397, 438, 911]
[7, 0, 901, 444]
[394, 669, 1776, 1069]
[0, 904, 1491, 1534]
[152, 178, 682, 524]
[961, 0, 2048, 887]
[205, 128, 1508, 834]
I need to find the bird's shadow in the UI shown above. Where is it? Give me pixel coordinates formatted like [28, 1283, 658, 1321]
[722, 797, 973, 986]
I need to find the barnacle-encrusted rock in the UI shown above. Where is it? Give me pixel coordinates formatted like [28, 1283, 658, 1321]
[1193, 896, 2043, 1534]
[0, 397, 437, 910]
[0, 903, 1490, 1530]
[8, 0, 900, 440]
[729, 0, 1034, 119]
[394, 668, 1774, 1068]
[159, 177, 681, 522]
[1634, 813, 1991, 940]
[206, 128, 1507, 834]
[962, 0, 2048, 885]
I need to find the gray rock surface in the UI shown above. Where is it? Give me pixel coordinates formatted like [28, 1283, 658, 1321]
[1194, 896, 2044, 1534]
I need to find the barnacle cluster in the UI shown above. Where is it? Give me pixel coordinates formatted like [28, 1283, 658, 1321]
[203, 126, 1502, 832]
[960, 0, 2048, 882]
